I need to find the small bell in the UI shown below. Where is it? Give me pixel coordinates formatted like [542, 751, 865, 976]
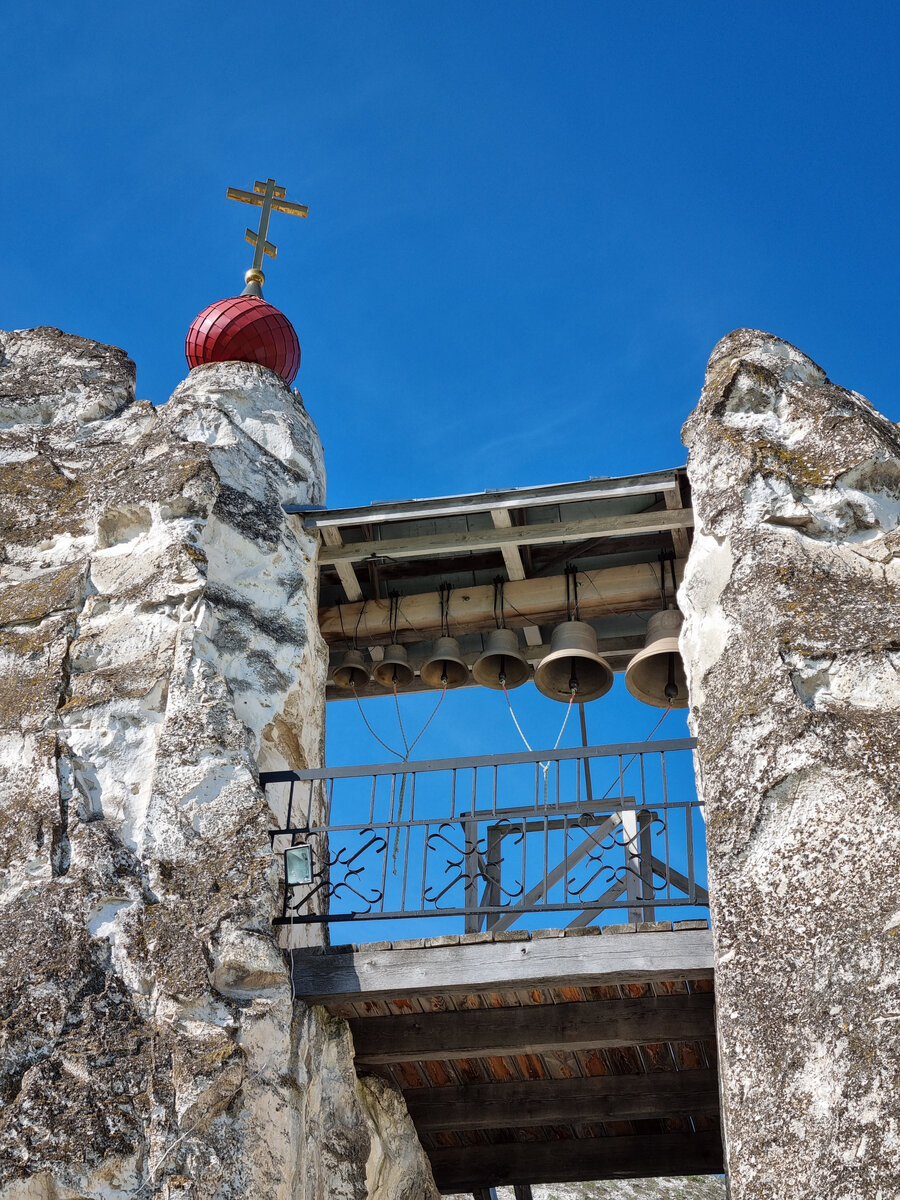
[332, 648, 372, 690]
[472, 627, 531, 690]
[420, 636, 469, 689]
[624, 609, 688, 709]
[372, 643, 415, 689]
[534, 620, 613, 703]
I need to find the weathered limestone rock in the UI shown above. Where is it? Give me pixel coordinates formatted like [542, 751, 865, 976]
[681, 329, 900, 1198]
[0, 328, 439, 1200]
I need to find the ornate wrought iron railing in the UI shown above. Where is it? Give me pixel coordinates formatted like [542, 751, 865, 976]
[263, 738, 707, 931]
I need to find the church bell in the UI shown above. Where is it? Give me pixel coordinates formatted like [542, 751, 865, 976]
[624, 609, 688, 709]
[472, 627, 531, 690]
[420, 636, 469, 689]
[331, 648, 372, 690]
[372, 643, 415, 689]
[534, 620, 613, 703]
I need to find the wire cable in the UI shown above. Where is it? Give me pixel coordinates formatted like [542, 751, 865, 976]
[597, 706, 671, 801]
[392, 682, 411, 758]
[352, 688, 403, 759]
[502, 685, 577, 801]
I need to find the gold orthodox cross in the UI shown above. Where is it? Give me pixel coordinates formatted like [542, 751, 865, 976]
[226, 177, 308, 292]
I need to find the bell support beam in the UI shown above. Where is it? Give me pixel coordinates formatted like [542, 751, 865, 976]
[313, 506, 695, 566]
[319, 560, 685, 649]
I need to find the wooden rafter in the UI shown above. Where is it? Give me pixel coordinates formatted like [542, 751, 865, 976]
[319, 526, 362, 602]
[404, 1068, 720, 1130]
[490, 507, 542, 647]
[429, 1132, 723, 1191]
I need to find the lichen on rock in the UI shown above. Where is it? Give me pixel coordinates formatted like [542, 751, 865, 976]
[680, 329, 900, 1197]
[0, 328, 438, 1199]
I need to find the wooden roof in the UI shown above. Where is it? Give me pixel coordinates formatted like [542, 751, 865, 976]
[287, 467, 693, 702]
[292, 923, 722, 1193]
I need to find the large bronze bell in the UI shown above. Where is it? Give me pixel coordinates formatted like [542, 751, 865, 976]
[472, 627, 531, 690]
[624, 609, 688, 709]
[420, 636, 469, 689]
[534, 620, 613, 703]
[372, 643, 415, 689]
[332, 648, 372, 690]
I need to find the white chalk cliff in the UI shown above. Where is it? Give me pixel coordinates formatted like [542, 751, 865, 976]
[0, 327, 439, 1200]
[680, 329, 900, 1198]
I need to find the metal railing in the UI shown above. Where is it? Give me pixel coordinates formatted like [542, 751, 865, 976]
[263, 738, 707, 931]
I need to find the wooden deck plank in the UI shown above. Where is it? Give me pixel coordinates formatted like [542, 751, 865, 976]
[293, 928, 713, 1004]
[349, 994, 715, 1064]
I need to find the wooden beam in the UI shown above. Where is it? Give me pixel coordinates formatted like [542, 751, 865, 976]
[404, 1068, 720, 1131]
[491, 508, 542, 647]
[665, 484, 692, 559]
[349, 994, 714, 1064]
[318, 507, 694, 565]
[320, 561, 685, 648]
[292, 928, 713, 1003]
[428, 1131, 723, 1191]
[291, 470, 683, 527]
[319, 527, 363, 602]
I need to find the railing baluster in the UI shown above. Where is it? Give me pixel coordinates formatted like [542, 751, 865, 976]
[400, 772, 416, 911]
[686, 800, 697, 905]
[286, 779, 295, 829]
[661, 751, 671, 902]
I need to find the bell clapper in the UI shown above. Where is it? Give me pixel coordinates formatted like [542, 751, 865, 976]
[665, 652, 678, 701]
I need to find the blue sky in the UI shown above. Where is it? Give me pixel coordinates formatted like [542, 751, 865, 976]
[4, 1, 898, 762]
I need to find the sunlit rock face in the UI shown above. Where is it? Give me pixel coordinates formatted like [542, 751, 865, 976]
[0, 328, 439, 1200]
[680, 328, 900, 1197]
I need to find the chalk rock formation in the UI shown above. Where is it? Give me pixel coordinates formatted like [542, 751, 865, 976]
[680, 329, 900, 1197]
[0, 328, 439, 1200]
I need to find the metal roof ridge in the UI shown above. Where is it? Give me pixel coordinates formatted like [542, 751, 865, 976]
[285, 465, 687, 524]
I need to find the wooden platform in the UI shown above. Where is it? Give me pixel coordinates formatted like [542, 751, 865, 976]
[292, 922, 722, 1193]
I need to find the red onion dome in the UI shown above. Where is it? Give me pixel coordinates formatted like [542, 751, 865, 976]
[185, 295, 300, 385]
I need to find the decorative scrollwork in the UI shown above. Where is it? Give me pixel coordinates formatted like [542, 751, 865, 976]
[423, 820, 525, 908]
[286, 828, 387, 916]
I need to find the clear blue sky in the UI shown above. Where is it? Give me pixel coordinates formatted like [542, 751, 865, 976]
[4, 1, 898, 762]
